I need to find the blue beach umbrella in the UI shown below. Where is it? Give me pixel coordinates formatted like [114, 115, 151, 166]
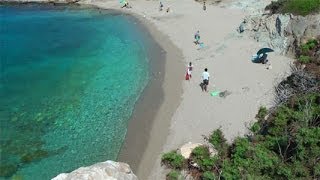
[257, 48, 274, 56]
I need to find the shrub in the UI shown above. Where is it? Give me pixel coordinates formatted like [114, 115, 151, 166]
[266, 0, 320, 16]
[191, 146, 218, 171]
[283, 0, 320, 16]
[250, 122, 261, 133]
[192, 146, 210, 159]
[166, 170, 181, 180]
[301, 39, 318, 54]
[208, 129, 228, 155]
[256, 106, 267, 120]
[161, 151, 185, 169]
[202, 171, 216, 180]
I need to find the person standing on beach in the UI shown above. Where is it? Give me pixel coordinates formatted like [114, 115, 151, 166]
[203, 2, 206, 11]
[159, 1, 163, 11]
[186, 62, 193, 80]
[188, 62, 193, 78]
[201, 68, 210, 92]
[194, 31, 200, 44]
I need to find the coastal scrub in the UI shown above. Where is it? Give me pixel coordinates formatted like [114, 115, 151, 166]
[161, 93, 320, 179]
[266, 0, 320, 16]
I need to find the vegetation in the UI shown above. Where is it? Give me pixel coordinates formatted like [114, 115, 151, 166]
[161, 151, 185, 170]
[266, 0, 320, 16]
[202, 171, 216, 180]
[297, 39, 320, 64]
[166, 170, 182, 180]
[161, 93, 320, 179]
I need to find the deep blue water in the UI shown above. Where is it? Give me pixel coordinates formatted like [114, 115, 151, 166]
[0, 4, 152, 179]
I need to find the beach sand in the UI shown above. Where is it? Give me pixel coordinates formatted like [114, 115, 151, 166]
[80, 0, 293, 179]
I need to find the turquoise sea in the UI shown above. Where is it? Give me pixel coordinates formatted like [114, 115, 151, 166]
[0, 4, 154, 179]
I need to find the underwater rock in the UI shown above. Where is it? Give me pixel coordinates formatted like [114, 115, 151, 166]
[0, 164, 18, 178]
[20, 149, 49, 164]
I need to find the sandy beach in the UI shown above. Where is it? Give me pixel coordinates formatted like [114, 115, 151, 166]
[79, 0, 294, 179]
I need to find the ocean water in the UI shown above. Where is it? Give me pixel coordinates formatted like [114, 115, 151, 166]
[0, 4, 154, 179]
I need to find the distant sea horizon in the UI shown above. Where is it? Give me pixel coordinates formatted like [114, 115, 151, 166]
[0, 4, 156, 179]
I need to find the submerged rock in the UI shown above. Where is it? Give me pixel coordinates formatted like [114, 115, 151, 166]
[52, 161, 138, 180]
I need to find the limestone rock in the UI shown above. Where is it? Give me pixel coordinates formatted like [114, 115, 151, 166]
[240, 13, 320, 57]
[52, 161, 138, 180]
[178, 142, 203, 159]
[178, 142, 217, 159]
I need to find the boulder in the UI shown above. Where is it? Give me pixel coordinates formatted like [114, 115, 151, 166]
[240, 13, 320, 57]
[52, 161, 138, 180]
[178, 142, 203, 159]
[178, 142, 217, 159]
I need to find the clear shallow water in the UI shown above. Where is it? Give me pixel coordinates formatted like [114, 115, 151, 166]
[0, 4, 152, 179]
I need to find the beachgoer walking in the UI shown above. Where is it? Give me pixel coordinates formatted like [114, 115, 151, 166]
[159, 1, 164, 11]
[194, 31, 200, 44]
[203, 2, 206, 11]
[187, 62, 193, 78]
[185, 62, 193, 80]
[201, 68, 210, 92]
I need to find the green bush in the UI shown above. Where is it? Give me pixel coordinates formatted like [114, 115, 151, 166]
[166, 170, 181, 180]
[202, 171, 216, 180]
[284, 0, 320, 16]
[191, 146, 218, 171]
[192, 146, 210, 159]
[250, 122, 261, 133]
[256, 106, 267, 120]
[161, 151, 185, 169]
[301, 39, 318, 54]
[266, 0, 320, 16]
[208, 129, 228, 155]
[298, 55, 311, 64]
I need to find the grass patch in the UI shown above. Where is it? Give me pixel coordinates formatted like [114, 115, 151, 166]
[266, 0, 320, 16]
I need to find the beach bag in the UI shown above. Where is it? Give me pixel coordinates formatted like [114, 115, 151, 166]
[185, 72, 189, 80]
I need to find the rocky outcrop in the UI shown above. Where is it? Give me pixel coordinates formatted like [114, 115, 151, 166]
[178, 142, 217, 159]
[52, 161, 138, 180]
[238, 13, 320, 57]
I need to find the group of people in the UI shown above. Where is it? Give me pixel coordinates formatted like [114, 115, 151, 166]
[159, 1, 170, 13]
[185, 62, 210, 92]
[185, 29, 211, 92]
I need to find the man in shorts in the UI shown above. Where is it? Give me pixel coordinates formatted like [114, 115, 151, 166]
[201, 68, 210, 92]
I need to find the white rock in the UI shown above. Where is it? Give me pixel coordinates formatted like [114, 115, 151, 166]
[52, 161, 138, 180]
[178, 142, 203, 159]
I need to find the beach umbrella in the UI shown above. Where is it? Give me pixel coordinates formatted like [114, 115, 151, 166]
[257, 48, 274, 56]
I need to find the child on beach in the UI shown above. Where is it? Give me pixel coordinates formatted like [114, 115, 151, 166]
[185, 62, 193, 80]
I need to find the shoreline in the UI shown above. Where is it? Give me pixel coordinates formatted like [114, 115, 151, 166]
[117, 13, 184, 178]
